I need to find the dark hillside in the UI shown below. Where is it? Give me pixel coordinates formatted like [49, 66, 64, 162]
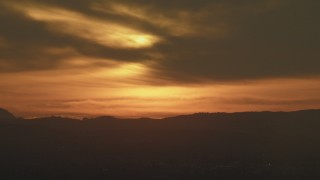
[0, 109, 320, 180]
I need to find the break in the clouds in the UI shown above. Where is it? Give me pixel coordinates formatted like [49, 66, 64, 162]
[0, 0, 319, 81]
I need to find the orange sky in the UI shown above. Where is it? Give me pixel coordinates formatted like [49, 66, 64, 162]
[1, 66, 319, 118]
[0, 0, 319, 118]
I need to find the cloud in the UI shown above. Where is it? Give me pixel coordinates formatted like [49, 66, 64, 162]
[0, 2, 154, 72]
[21, 5, 160, 48]
[147, 0, 320, 82]
[0, 0, 319, 82]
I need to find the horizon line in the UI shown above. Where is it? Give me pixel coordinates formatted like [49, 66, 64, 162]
[3, 108, 320, 120]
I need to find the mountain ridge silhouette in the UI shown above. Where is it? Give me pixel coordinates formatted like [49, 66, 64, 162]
[1, 108, 319, 122]
[0, 108, 15, 121]
[0, 107, 320, 179]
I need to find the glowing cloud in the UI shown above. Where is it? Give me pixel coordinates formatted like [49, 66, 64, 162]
[10, 3, 160, 49]
[92, 2, 223, 37]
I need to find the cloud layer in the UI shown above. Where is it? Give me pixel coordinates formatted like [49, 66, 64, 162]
[0, 0, 319, 82]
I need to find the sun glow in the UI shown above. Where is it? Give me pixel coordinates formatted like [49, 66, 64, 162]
[132, 36, 152, 47]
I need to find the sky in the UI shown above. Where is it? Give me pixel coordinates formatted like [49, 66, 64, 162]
[0, 0, 319, 118]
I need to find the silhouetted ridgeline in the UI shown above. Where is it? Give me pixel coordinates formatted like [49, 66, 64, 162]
[0, 109, 320, 180]
[0, 108, 15, 122]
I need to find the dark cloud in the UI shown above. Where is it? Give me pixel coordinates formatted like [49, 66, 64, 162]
[149, 0, 320, 82]
[221, 97, 320, 106]
[0, 0, 319, 82]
